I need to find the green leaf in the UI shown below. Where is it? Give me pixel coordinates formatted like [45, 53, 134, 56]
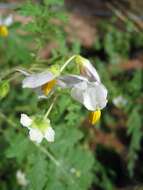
[27, 152, 48, 190]
[129, 70, 142, 93]
[127, 107, 142, 176]
[19, 1, 43, 16]
[6, 133, 31, 164]
[0, 80, 10, 99]
[44, 0, 64, 6]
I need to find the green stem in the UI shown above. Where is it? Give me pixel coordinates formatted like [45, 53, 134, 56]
[44, 96, 57, 119]
[0, 68, 16, 81]
[7, 73, 21, 82]
[37, 144, 75, 184]
[0, 112, 17, 128]
[36, 144, 60, 166]
[0, 55, 76, 81]
[60, 55, 76, 73]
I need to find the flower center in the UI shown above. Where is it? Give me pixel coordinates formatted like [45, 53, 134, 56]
[89, 110, 101, 125]
[0, 25, 9, 37]
[41, 79, 56, 95]
[32, 117, 51, 134]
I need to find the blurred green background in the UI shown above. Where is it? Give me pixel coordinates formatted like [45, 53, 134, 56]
[0, 0, 143, 190]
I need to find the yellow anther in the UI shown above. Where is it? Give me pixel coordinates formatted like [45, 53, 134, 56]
[0, 25, 9, 37]
[41, 79, 56, 95]
[89, 110, 101, 125]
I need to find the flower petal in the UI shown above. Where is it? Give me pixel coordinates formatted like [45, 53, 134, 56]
[44, 127, 55, 142]
[76, 56, 100, 82]
[16, 170, 28, 187]
[22, 71, 55, 88]
[29, 128, 43, 143]
[59, 74, 88, 88]
[83, 82, 107, 110]
[71, 81, 107, 111]
[20, 114, 32, 127]
[81, 59, 100, 82]
[71, 81, 87, 105]
[4, 15, 13, 26]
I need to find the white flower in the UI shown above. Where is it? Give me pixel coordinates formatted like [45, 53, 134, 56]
[28, 128, 43, 143]
[16, 170, 28, 187]
[58, 74, 88, 88]
[44, 127, 55, 142]
[71, 80, 107, 111]
[59, 55, 108, 125]
[59, 55, 108, 111]
[22, 71, 55, 89]
[0, 14, 13, 26]
[70, 168, 81, 177]
[59, 74, 107, 124]
[19, 70, 59, 98]
[60, 74, 107, 111]
[0, 14, 13, 37]
[113, 95, 127, 108]
[75, 55, 101, 82]
[20, 113, 55, 143]
[20, 113, 32, 127]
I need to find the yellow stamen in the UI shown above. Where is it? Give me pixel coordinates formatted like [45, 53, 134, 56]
[89, 110, 101, 125]
[41, 79, 56, 95]
[0, 25, 9, 37]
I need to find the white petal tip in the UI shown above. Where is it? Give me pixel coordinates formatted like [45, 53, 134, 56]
[45, 127, 55, 142]
[29, 128, 43, 144]
[4, 15, 13, 26]
[16, 170, 28, 186]
[20, 114, 32, 127]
